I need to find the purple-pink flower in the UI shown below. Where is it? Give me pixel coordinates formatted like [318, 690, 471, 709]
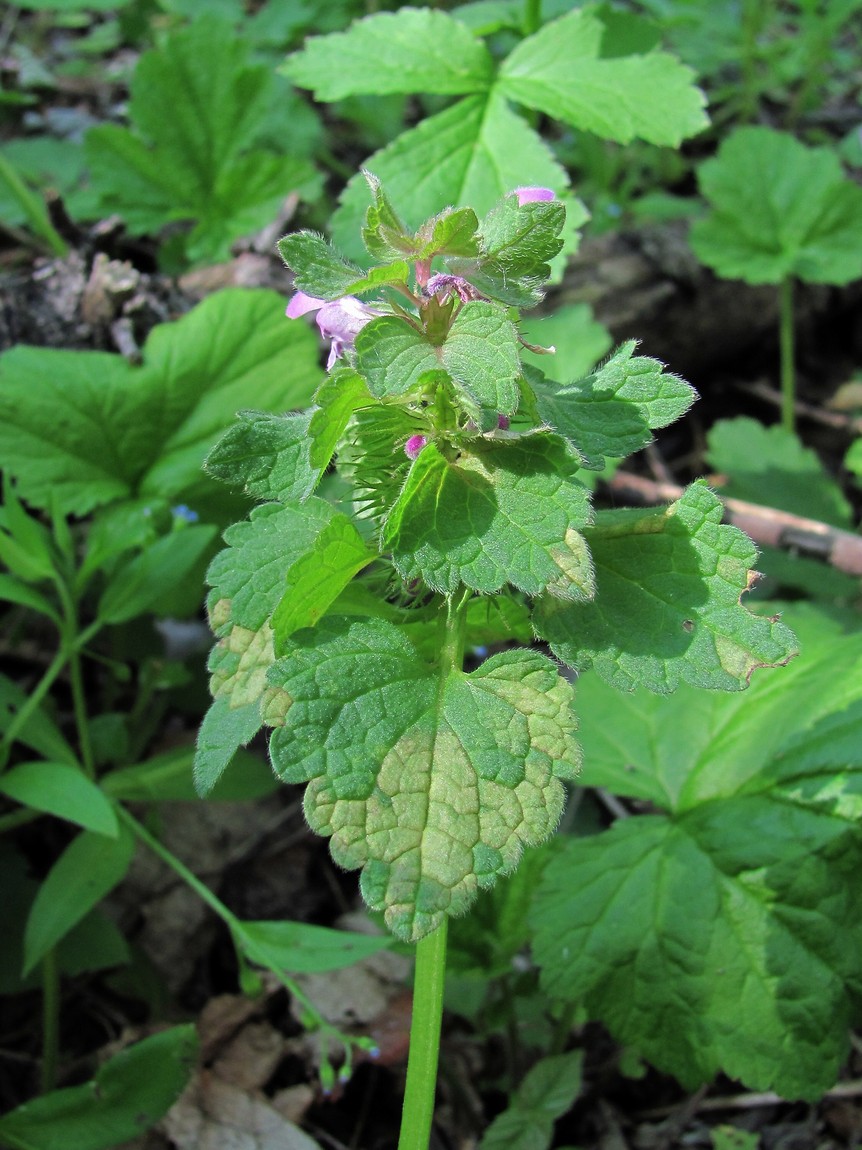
[286, 291, 379, 369]
[514, 186, 556, 205]
[404, 434, 428, 460]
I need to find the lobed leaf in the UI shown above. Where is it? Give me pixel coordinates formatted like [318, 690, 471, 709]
[534, 481, 799, 692]
[282, 8, 494, 100]
[690, 126, 862, 285]
[268, 616, 580, 941]
[498, 8, 708, 146]
[528, 341, 696, 469]
[531, 619, 862, 1098]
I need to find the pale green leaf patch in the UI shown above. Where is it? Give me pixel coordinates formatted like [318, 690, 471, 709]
[498, 8, 708, 146]
[531, 614, 862, 1098]
[527, 341, 696, 469]
[383, 436, 594, 598]
[331, 92, 570, 262]
[282, 8, 495, 100]
[268, 616, 580, 941]
[534, 481, 798, 692]
[690, 126, 862, 285]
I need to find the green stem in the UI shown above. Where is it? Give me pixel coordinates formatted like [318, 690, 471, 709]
[0, 621, 101, 760]
[40, 948, 60, 1093]
[397, 918, 449, 1150]
[779, 275, 796, 434]
[523, 0, 542, 36]
[115, 807, 339, 1039]
[69, 651, 95, 779]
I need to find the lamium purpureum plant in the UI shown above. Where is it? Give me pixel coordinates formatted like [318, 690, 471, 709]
[196, 174, 797, 1149]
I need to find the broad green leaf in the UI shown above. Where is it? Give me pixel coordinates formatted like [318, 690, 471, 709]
[0, 763, 117, 836]
[531, 619, 862, 1098]
[268, 616, 580, 941]
[0, 290, 321, 516]
[690, 127, 862, 285]
[282, 8, 494, 99]
[239, 919, 392, 974]
[271, 514, 374, 647]
[331, 91, 570, 262]
[527, 341, 696, 469]
[479, 1051, 583, 1150]
[706, 417, 854, 527]
[0, 1025, 197, 1150]
[383, 437, 594, 597]
[207, 500, 338, 633]
[97, 524, 216, 624]
[277, 230, 409, 299]
[416, 206, 481, 259]
[354, 316, 440, 397]
[520, 304, 613, 381]
[0, 674, 77, 765]
[24, 825, 135, 974]
[467, 196, 566, 299]
[444, 301, 522, 418]
[204, 410, 320, 503]
[534, 481, 799, 692]
[85, 18, 321, 264]
[498, 8, 707, 146]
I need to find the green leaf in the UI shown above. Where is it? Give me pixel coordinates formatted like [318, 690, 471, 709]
[498, 8, 708, 146]
[445, 301, 522, 418]
[308, 369, 375, 471]
[24, 825, 135, 974]
[533, 481, 799, 692]
[690, 127, 862, 285]
[194, 698, 264, 798]
[0, 1025, 197, 1150]
[277, 230, 409, 299]
[0, 763, 117, 836]
[271, 514, 374, 647]
[204, 411, 320, 503]
[706, 417, 854, 528]
[0, 573, 60, 624]
[354, 316, 440, 397]
[416, 206, 481, 259]
[238, 919, 392, 974]
[268, 616, 580, 941]
[331, 91, 570, 262]
[479, 1051, 583, 1150]
[467, 196, 566, 302]
[85, 18, 321, 264]
[0, 674, 78, 765]
[97, 524, 216, 624]
[384, 436, 594, 597]
[527, 341, 696, 469]
[105, 744, 276, 803]
[282, 8, 494, 99]
[0, 290, 321, 516]
[530, 616, 862, 1098]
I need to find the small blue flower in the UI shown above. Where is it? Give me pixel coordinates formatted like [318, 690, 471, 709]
[172, 504, 199, 523]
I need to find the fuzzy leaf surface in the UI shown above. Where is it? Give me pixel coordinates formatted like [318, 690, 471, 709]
[268, 616, 580, 941]
[277, 231, 409, 299]
[282, 8, 494, 99]
[383, 437, 594, 597]
[499, 8, 707, 145]
[204, 410, 319, 504]
[531, 613, 862, 1098]
[690, 126, 862, 285]
[533, 481, 798, 692]
[528, 341, 696, 469]
[0, 290, 320, 516]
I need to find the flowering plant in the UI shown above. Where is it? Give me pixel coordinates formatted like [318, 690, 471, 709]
[197, 174, 796, 1148]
